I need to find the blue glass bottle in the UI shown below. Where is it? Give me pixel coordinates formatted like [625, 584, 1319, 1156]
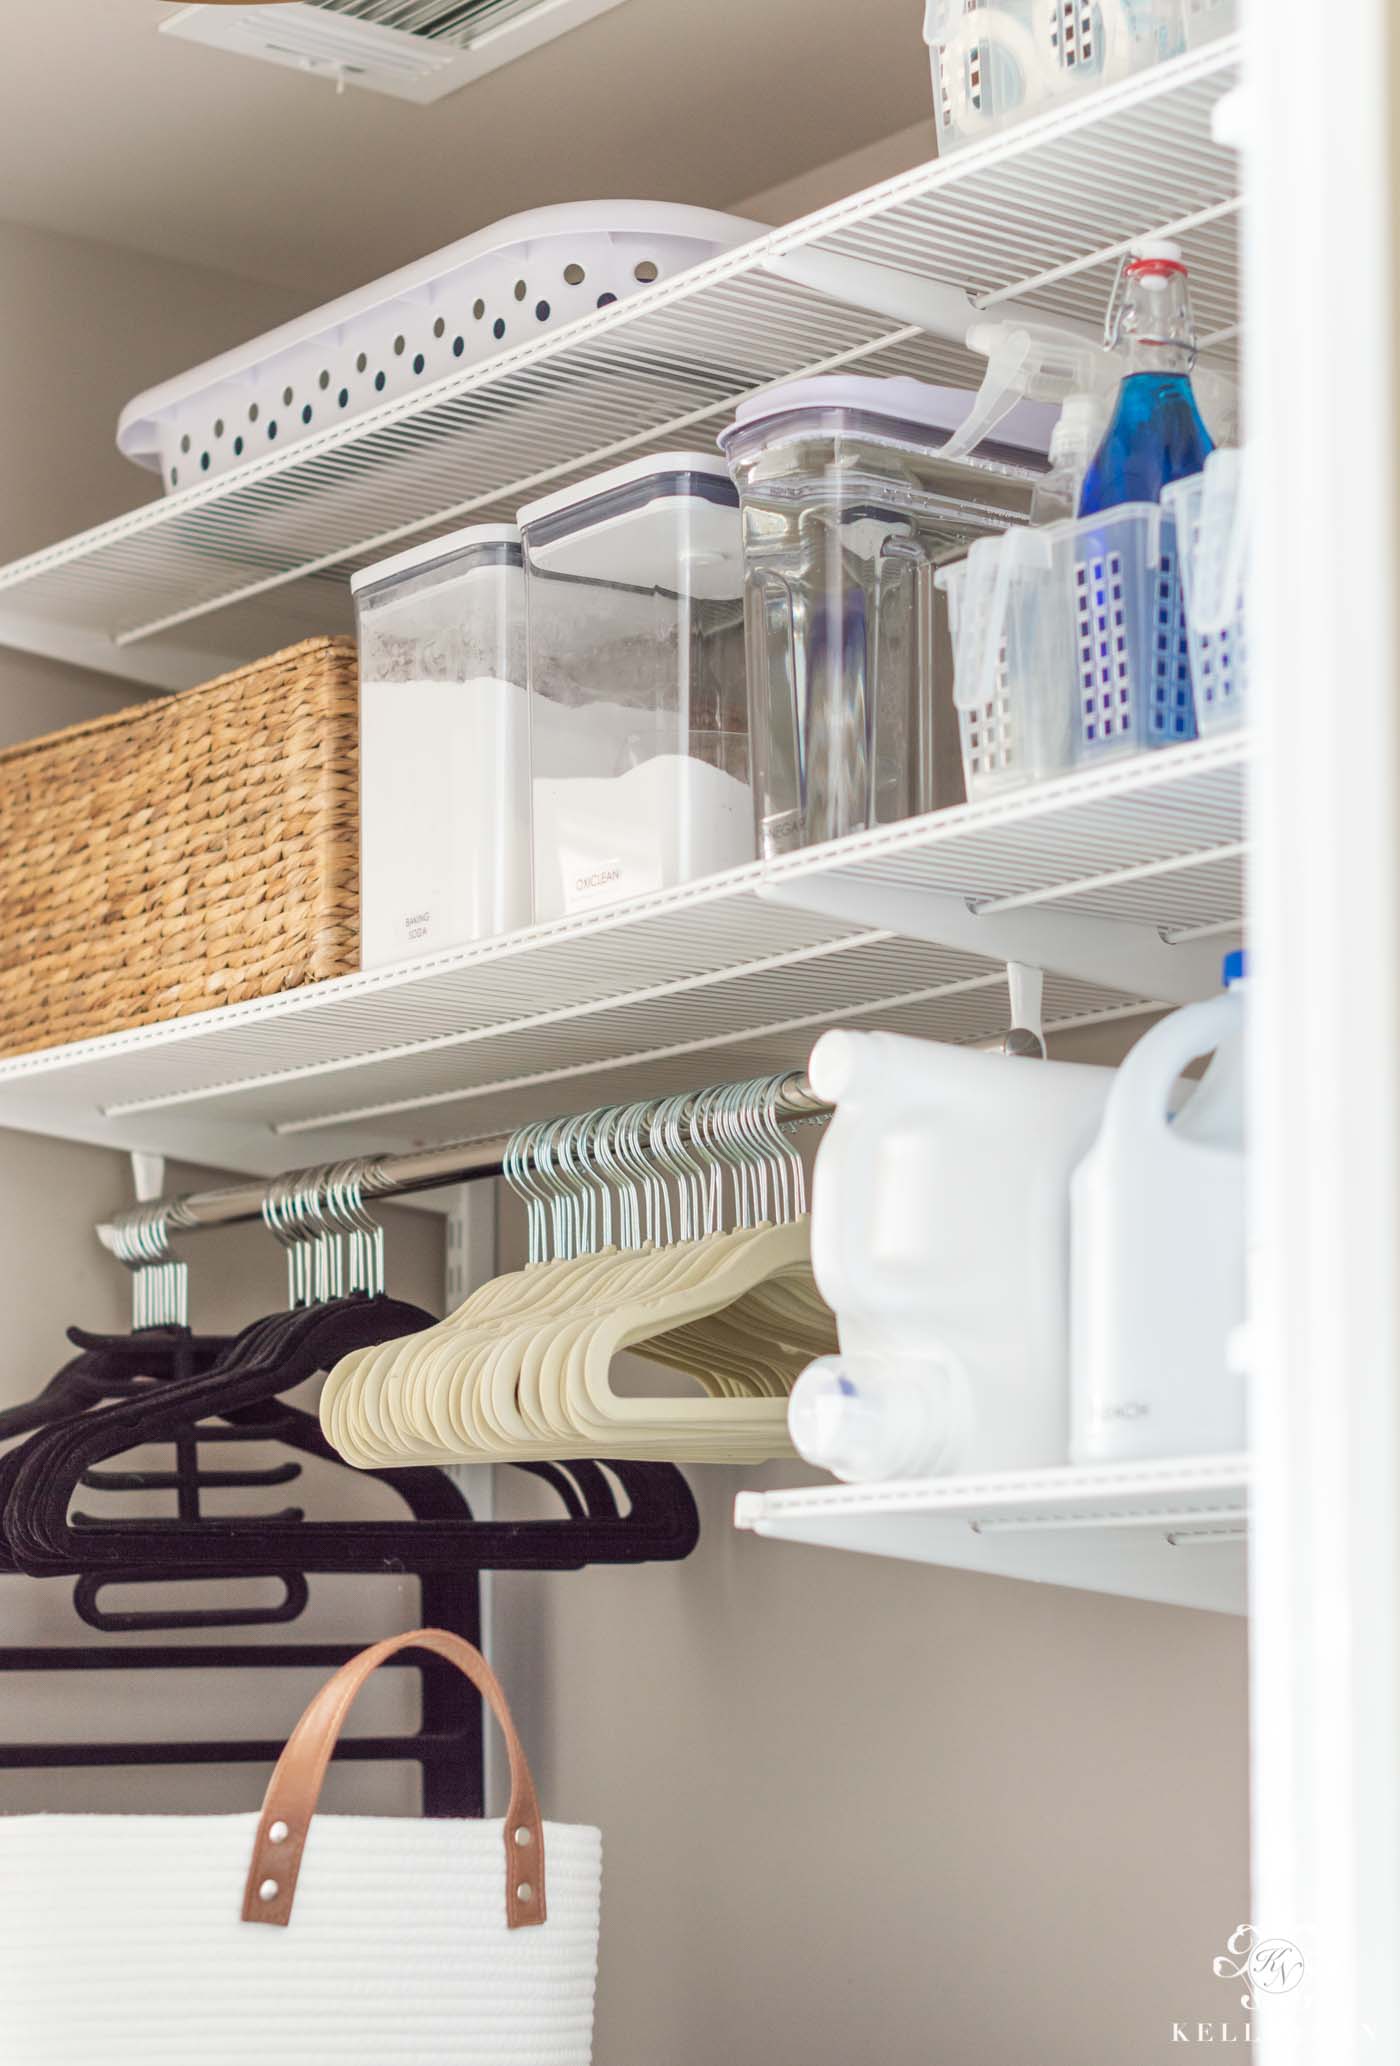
[1073, 243, 1211, 756]
[1078, 247, 1213, 517]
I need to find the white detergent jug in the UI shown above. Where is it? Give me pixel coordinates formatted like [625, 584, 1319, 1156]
[789, 1029, 1113, 1481]
[1070, 982, 1247, 1464]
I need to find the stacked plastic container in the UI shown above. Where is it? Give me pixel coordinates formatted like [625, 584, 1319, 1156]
[354, 525, 529, 969]
[938, 445, 1246, 800]
[519, 454, 751, 920]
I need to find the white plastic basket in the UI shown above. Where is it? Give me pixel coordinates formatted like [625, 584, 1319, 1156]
[118, 202, 763, 493]
[1181, 0, 1238, 46]
[1162, 446, 1248, 736]
[939, 526, 1071, 797]
[1066, 501, 1194, 761]
[924, 0, 1186, 153]
[940, 499, 1196, 797]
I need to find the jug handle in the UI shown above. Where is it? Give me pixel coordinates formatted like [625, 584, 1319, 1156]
[1101, 991, 1240, 1145]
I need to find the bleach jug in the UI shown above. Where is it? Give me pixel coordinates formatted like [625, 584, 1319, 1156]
[790, 1028, 1113, 1481]
[1070, 969, 1247, 1463]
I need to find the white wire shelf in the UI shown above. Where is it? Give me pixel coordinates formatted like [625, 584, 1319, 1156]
[735, 1455, 1250, 1614]
[0, 39, 1242, 691]
[0, 736, 1245, 1177]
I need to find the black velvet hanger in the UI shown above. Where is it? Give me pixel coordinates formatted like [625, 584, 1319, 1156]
[3, 1300, 699, 1575]
[0, 1324, 228, 1442]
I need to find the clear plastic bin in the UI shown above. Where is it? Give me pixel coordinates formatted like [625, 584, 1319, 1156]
[519, 454, 750, 921]
[939, 499, 1194, 797]
[1161, 447, 1247, 736]
[718, 375, 1055, 858]
[925, 0, 1185, 154]
[353, 525, 529, 969]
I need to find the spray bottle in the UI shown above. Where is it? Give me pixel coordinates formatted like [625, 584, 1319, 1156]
[766, 246, 1239, 479]
[937, 318, 1122, 520]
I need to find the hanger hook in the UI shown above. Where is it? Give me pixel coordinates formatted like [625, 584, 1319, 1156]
[111, 1197, 189, 1331]
[320, 1158, 384, 1296]
[262, 1170, 317, 1310]
[503, 1120, 550, 1266]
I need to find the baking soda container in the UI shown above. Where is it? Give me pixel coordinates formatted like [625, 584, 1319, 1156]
[1070, 965, 1247, 1462]
[798, 1028, 1113, 1480]
[353, 525, 529, 969]
[520, 454, 751, 922]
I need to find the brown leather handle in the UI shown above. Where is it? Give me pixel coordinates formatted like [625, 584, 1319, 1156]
[242, 1628, 546, 1931]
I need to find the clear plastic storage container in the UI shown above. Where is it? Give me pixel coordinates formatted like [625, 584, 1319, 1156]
[925, 0, 1185, 154]
[1161, 446, 1247, 736]
[353, 525, 529, 969]
[519, 454, 750, 921]
[719, 375, 1055, 858]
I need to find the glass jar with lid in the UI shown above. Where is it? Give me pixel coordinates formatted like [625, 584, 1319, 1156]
[719, 374, 1054, 859]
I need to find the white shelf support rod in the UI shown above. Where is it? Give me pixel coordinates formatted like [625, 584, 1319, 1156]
[758, 873, 1228, 1004]
[1005, 962, 1045, 1050]
[128, 1152, 165, 1204]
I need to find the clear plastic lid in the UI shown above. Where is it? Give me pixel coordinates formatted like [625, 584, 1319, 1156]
[520, 452, 741, 600]
[352, 522, 522, 600]
[719, 374, 1057, 470]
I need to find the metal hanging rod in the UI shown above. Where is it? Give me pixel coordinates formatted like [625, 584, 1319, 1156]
[97, 1071, 832, 1256]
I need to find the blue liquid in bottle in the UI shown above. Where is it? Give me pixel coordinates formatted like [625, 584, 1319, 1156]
[1077, 370, 1213, 516]
[1074, 247, 1212, 751]
[1078, 248, 1213, 517]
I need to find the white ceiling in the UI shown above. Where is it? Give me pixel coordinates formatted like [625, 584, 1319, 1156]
[0, 0, 935, 303]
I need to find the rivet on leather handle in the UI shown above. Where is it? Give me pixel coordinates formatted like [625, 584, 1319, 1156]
[241, 1628, 547, 1930]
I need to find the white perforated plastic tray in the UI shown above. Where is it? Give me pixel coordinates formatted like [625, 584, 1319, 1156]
[118, 201, 764, 492]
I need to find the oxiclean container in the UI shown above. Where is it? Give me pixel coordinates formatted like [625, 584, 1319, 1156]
[353, 525, 529, 969]
[520, 454, 750, 921]
[719, 376, 1055, 859]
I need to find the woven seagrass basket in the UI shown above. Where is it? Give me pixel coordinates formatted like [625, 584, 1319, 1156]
[0, 637, 359, 1057]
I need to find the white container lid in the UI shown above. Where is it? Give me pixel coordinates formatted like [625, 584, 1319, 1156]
[521, 453, 740, 600]
[720, 374, 1056, 458]
[351, 522, 521, 597]
[517, 451, 735, 532]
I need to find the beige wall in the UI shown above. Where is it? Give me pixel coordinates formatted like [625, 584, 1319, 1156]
[734, 116, 939, 226]
[0, 214, 305, 726]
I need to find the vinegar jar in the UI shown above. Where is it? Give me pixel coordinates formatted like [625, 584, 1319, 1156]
[719, 375, 1054, 860]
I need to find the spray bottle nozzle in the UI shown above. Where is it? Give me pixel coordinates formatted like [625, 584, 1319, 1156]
[941, 319, 1119, 463]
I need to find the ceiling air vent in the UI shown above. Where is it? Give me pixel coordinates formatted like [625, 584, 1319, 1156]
[160, 0, 632, 104]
